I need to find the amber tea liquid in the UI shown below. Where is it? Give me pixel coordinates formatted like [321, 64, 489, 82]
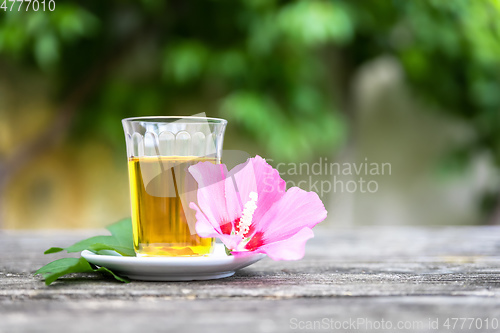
[128, 156, 215, 257]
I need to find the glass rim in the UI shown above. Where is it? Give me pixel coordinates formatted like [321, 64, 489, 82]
[122, 116, 227, 125]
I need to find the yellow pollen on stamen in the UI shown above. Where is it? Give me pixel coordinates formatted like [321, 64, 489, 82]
[236, 192, 258, 238]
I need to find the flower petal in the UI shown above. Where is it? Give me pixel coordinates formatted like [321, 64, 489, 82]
[188, 162, 230, 227]
[251, 156, 286, 225]
[190, 202, 242, 250]
[190, 202, 220, 237]
[226, 156, 286, 237]
[232, 227, 314, 260]
[225, 159, 257, 223]
[219, 234, 243, 251]
[255, 187, 327, 243]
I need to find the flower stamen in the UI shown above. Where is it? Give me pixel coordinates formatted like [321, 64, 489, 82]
[235, 192, 258, 238]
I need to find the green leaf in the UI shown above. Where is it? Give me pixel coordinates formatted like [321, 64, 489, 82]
[35, 257, 130, 286]
[105, 217, 134, 248]
[37, 219, 134, 285]
[87, 243, 135, 257]
[44, 247, 64, 254]
[65, 236, 119, 253]
[65, 236, 134, 256]
[93, 266, 130, 284]
[45, 218, 135, 257]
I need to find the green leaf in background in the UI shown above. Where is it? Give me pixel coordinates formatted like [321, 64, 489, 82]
[277, 1, 353, 46]
[43, 218, 135, 257]
[162, 41, 209, 84]
[34, 31, 59, 70]
[35, 257, 129, 286]
[221, 90, 345, 161]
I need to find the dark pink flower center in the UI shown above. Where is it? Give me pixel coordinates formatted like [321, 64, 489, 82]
[244, 231, 265, 251]
[220, 221, 233, 235]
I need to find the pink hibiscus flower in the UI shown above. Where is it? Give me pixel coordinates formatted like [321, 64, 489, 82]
[188, 156, 327, 260]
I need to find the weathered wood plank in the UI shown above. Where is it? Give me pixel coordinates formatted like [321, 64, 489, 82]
[2, 226, 500, 332]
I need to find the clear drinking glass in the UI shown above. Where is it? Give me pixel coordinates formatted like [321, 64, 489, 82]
[122, 116, 227, 257]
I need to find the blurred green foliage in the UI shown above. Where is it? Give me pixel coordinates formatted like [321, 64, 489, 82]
[354, 0, 500, 165]
[0, 0, 500, 163]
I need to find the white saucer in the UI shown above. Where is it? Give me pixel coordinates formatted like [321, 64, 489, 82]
[81, 244, 265, 281]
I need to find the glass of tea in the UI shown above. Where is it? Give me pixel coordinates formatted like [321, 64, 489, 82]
[122, 116, 227, 257]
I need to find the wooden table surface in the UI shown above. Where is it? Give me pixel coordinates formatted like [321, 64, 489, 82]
[2, 226, 500, 332]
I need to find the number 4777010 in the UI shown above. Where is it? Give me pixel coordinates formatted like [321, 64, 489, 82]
[1, 0, 55, 12]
